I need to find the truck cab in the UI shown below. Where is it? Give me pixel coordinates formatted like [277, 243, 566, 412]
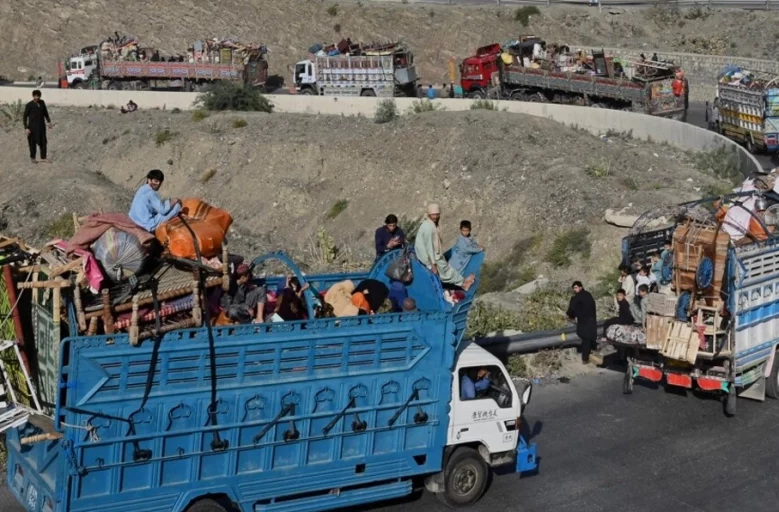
[293, 59, 317, 94]
[65, 54, 97, 89]
[459, 43, 502, 99]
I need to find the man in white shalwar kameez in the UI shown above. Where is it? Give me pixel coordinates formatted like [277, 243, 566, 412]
[414, 203, 476, 291]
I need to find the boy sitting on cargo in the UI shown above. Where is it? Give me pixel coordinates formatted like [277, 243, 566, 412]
[448, 220, 484, 275]
[221, 263, 266, 324]
[650, 251, 663, 285]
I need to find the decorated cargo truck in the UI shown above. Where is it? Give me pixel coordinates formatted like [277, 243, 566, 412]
[615, 184, 779, 415]
[460, 41, 688, 119]
[0, 238, 537, 512]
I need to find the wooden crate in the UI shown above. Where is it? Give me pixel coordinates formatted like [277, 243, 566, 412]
[646, 293, 677, 317]
[672, 221, 729, 298]
[661, 321, 699, 364]
[646, 314, 673, 350]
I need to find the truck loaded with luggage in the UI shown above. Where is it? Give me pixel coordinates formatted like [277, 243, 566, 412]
[0, 195, 538, 512]
[611, 169, 779, 415]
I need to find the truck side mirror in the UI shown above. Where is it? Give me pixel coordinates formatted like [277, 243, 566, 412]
[520, 382, 533, 407]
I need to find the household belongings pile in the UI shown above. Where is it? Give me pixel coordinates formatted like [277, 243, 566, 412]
[99, 33, 145, 61]
[11, 199, 234, 346]
[188, 38, 268, 65]
[307, 39, 405, 59]
[606, 171, 779, 363]
[718, 66, 779, 91]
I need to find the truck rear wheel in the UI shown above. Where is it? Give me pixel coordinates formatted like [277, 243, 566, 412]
[436, 447, 489, 508]
[360, 89, 376, 97]
[300, 88, 314, 95]
[766, 350, 779, 399]
[468, 90, 485, 100]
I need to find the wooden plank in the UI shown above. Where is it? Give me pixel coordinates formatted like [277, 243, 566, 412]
[48, 257, 84, 278]
[646, 315, 673, 350]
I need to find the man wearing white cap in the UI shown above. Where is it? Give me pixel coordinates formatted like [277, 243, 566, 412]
[415, 203, 476, 291]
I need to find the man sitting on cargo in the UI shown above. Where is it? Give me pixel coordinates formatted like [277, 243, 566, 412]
[460, 368, 491, 400]
[374, 214, 406, 260]
[128, 169, 182, 232]
[414, 203, 476, 291]
[221, 263, 266, 324]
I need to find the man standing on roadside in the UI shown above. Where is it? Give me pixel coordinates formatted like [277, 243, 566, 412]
[23, 89, 52, 164]
[566, 281, 598, 365]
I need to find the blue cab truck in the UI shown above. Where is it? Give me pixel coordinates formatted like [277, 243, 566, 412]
[5, 249, 537, 512]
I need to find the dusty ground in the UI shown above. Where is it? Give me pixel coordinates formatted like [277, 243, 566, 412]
[0, 107, 727, 278]
[0, 2, 775, 83]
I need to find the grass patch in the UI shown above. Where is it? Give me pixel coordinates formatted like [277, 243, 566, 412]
[191, 109, 210, 122]
[171, 107, 182, 114]
[154, 129, 175, 147]
[196, 81, 274, 112]
[45, 212, 75, 240]
[398, 214, 423, 244]
[479, 237, 539, 294]
[547, 228, 591, 268]
[326, 199, 349, 220]
[409, 99, 443, 114]
[514, 6, 540, 26]
[308, 227, 340, 266]
[232, 118, 248, 129]
[620, 176, 639, 190]
[466, 286, 569, 339]
[690, 145, 742, 186]
[326, 4, 338, 16]
[470, 99, 498, 110]
[199, 168, 217, 184]
[593, 264, 621, 298]
[0, 100, 24, 125]
[374, 99, 399, 124]
[702, 182, 735, 198]
[584, 159, 612, 178]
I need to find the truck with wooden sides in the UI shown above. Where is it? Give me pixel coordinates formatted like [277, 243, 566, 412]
[292, 41, 418, 97]
[615, 193, 779, 415]
[706, 69, 779, 154]
[2, 246, 537, 512]
[460, 41, 688, 119]
[62, 37, 269, 92]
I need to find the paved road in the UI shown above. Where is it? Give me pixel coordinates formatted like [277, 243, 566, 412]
[4, 370, 779, 511]
[374, 369, 779, 512]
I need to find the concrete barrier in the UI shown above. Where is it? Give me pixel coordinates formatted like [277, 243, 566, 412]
[0, 86, 761, 177]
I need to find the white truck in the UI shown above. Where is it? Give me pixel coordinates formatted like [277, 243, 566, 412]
[293, 41, 418, 97]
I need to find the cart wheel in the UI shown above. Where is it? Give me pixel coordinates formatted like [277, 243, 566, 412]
[623, 366, 634, 395]
[696, 257, 714, 289]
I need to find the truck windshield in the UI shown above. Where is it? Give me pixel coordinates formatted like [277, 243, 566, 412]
[295, 63, 306, 81]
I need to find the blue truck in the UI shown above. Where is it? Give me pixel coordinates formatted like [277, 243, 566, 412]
[4, 249, 537, 512]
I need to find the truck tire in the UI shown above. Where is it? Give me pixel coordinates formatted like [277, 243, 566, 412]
[525, 92, 545, 103]
[185, 498, 228, 512]
[766, 350, 779, 399]
[107, 81, 120, 91]
[436, 447, 489, 508]
[468, 90, 485, 100]
[360, 89, 376, 97]
[72, 81, 86, 90]
[725, 385, 737, 417]
[746, 138, 759, 154]
[300, 88, 314, 95]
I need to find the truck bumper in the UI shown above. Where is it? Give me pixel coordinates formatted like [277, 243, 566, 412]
[515, 435, 538, 474]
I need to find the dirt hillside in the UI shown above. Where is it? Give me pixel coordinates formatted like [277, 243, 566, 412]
[0, 107, 729, 286]
[0, 2, 775, 83]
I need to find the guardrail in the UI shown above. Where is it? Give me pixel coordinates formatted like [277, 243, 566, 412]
[370, 0, 778, 9]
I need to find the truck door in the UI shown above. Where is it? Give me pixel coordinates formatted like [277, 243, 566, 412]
[450, 365, 518, 452]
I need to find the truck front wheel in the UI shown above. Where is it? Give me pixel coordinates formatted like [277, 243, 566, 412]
[185, 498, 227, 512]
[436, 447, 489, 508]
[766, 350, 779, 399]
[468, 89, 485, 100]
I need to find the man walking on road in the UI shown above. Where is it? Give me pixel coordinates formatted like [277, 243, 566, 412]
[23, 89, 52, 163]
[567, 281, 598, 365]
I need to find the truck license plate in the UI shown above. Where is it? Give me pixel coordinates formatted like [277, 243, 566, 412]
[26, 484, 38, 509]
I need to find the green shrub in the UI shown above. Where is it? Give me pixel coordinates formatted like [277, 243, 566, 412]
[398, 214, 423, 244]
[546, 228, 591, 268]
[690, 145, 741, 186]
[409, 99, 443, 114]
[191, 109, 210, 122]
[154, 129, 175, 147]
[45, 213, 75, 240]
[326, 199, 349, 220]
[470, 99, 498, 110]
[593, 264, 621, 298]
[479, 238, 536, 294]
[0, 100, 24, 125]
[466, 286, 569, 339]
[196, 82, 274, 112]
[514, 6, 540, 27]
[374, 99, 399, 124]
[232, 118, 248, 128]
[327, 4, 338, 16]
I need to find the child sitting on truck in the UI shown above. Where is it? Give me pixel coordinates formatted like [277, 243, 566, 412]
[448, 220, 484, 275]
